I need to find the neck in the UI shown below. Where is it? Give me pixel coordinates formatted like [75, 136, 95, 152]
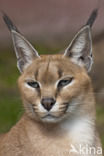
[61, 114, 95, 143]
[24, 109, 95, 146]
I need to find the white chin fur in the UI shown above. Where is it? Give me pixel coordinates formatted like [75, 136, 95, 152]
[41, 116, 62, 123]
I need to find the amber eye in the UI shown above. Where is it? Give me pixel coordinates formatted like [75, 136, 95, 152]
[58, 78, 73, 88]
[27, 81, 40, 88]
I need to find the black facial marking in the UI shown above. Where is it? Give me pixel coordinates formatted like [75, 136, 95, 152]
[58, 69, 63, 78]
[46, 58, 50, 73]
[3, 12, 20, 32]
[86, 8, 98, 28]
[35, 69, 39, 80]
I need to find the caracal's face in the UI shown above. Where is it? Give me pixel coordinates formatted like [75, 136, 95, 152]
[3, 14, 93, 123]
[18, 55, 90, 123]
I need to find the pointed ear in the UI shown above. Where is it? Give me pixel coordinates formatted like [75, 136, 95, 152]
[11, 31, 40, 73]
[64, 25, 93, 72]
[3, 13, 40, 73]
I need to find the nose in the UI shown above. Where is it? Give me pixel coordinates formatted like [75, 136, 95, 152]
[41, 97, 56, 111]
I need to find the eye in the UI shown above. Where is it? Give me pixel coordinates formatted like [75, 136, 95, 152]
[58, 77, 73, 88]
[27, 81, 40, 88]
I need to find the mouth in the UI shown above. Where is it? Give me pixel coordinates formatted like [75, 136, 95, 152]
[41, 114, 60, 123]
[29, 101, 70, 122]
[42, 114, 58, 119]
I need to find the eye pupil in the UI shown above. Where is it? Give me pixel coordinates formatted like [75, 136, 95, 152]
[58, 78, 73, 88]
[27, 81, 40, 88]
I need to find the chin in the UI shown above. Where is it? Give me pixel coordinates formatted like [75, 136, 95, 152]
[40, 114, 66, 123]
[41, 118, 58, 123]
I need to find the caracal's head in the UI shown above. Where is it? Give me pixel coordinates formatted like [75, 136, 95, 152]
[3, 11, 97, 123]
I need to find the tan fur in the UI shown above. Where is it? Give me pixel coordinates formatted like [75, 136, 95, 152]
[0, 55, 102, 156]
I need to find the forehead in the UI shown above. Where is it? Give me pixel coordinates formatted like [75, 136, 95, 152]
[24, 55, 83, 81]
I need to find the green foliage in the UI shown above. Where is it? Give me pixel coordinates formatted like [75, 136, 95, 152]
[0, 47, 23, 133]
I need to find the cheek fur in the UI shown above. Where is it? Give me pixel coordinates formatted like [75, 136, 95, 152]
[20, 84, 40, 103]
[58, 81, 82, 101]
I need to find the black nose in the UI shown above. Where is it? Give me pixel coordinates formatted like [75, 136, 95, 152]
[41, 97, 56, 111]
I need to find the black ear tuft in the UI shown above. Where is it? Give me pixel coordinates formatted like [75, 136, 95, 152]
[2, 12, 19, 33]
[2, 12, 40, 73]
[86, 8, 98, 28]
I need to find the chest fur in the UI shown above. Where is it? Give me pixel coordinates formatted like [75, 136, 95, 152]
[27, 117, 95, 156]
